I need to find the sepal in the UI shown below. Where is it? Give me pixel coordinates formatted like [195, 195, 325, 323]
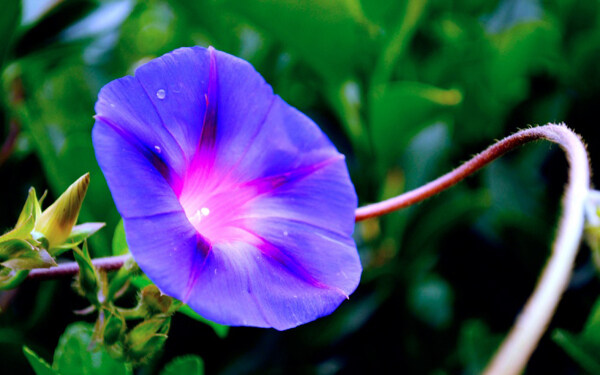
[0, 239, 56, 270]
[72, 242, 99, 305]
[35, 173, 90, 248]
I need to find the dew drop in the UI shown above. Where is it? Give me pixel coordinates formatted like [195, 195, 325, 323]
[156, 89, 166, 99]
[200, 207, 210, 216]
[154, 145, 162, 153]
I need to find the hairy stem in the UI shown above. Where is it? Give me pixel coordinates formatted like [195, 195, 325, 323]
[357, 123, 590, 375]
[24, 123, 590, 374]
[27, 254, 131, 280]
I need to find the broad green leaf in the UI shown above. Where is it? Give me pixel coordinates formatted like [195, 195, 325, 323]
[53, 322, 131, 375]
[112, 219, 128, 256]
[131, 275, 229, 338]
[23, 346, 58, 375]
[222, 0, 376, 81]
[160, 355, 204, 375]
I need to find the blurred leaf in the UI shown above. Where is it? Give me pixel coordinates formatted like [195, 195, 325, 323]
[0, 0, 20, 68]
[53, 322, 131, 375]
[23, 346, 57, 375]
[553, 297, 600, 373]
[112, 219, 128, 256]
[160, 355, 204, 375]
[457, 320, 502, 375]
[370, 82, 461, 166]
[222, 0, 376, 81]
[408, 274, 454, 329]
[553, 329, 600, 374]
[371, 0, 428, 86]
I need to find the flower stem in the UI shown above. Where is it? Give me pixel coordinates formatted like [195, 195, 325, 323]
[357, 123, 591, 375]
[23, 123, 590, 375]
[27, 254, 132, 280]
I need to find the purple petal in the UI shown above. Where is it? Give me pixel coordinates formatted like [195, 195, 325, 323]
[92, 119, 183, 218]
[186, 236, 359, 330]
[124, 211, 210, 301]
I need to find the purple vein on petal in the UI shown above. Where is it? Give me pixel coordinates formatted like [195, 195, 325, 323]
[239, 155, 344, 200]
[188, 46, 219, 183]
[199, 46, 218, 150]
[182, 233, 212, 303]
[232, 226, 349, 298]
[95, 115, 183, 191]
[206, 95, 277, 193]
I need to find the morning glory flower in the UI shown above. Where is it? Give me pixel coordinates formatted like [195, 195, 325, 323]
[92, 46, 361, 330]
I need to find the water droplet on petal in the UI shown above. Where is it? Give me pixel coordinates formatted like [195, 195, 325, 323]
[154, 145, 162, 153]
[156, 89, 166, 99]
[200, 207, 210, 216]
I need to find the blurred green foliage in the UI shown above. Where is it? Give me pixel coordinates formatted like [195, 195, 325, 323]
[1, 0, 600, 373]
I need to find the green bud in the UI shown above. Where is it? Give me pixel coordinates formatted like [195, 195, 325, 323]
[125, 317, 170, 364]
[16, 187, 42, 229]
[73, 243, 99, 305]
[102, 309, 126, 346]
[0, 239, 56, 270]
[140, 285, 172, 316]
[35, 173, 90, 249]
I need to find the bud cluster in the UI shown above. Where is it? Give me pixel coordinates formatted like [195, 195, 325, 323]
[0, 173, 104, 289]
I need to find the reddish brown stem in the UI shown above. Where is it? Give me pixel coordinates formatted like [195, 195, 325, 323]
[27, 255, 131, 280]
[356, 125, 562, 221]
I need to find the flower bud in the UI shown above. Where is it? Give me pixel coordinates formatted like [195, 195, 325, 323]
[72, 243, 99, 305]
[140, 285, 172, 316]
[35, 173, 90, 249]
[125, 317, 170, 364]
[102, 309, 126, 346]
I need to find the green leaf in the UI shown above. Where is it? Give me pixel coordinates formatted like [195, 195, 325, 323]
[160, 355, 204, 375]
[131, 275, 229, 338]
[112, 219, 129, 256]
[23, 346, 58, 375]
[0, 239, 57, 270]
[53, 322, 131, 375]
[0, 0, 20, 68]
[222, 0, 376, 81]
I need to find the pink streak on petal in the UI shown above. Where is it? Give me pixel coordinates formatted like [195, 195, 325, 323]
[178, 155, 343, 245]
